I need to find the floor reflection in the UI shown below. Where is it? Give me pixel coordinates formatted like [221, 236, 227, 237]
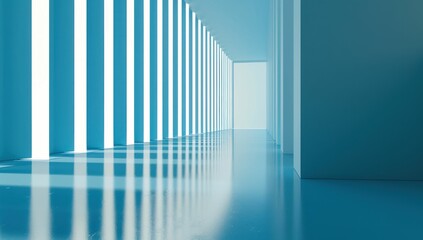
[30, 160, 51, 240]
[0, 130, 422, 240]
[72, 153, 87, 240]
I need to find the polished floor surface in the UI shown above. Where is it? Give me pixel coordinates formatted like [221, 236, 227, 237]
[0, 130, 422, 240]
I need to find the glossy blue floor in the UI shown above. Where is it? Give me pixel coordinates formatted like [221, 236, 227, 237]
[0, 130, 422, 240]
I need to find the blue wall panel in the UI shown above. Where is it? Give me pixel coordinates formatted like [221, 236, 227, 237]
[181, 1, 186, 136]
[195, 18, 199, 134]
[135, 0, 144, 142]
[300, 0, 423, 180]
[172, 0, 178, 137]
[276, 0, 281, 145]
[87, 0, 105, 149]
[0, 1, 2, 158]
[188, 9, 193, 135]
[150, 0, 158, 141]
[114, 0, 127, 145]
[49, 0, 74, 154]
[206, 34, 209, 132]
[0, 0, 32, 161]
[163, 0, 169, 139]
[282, 0, 294, 153]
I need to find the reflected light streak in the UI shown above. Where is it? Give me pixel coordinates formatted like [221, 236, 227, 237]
[141, 144, 151, 240]
[102, 150, 116, 240]
[30, 160, 51, 240]
[183, 139, 190, 236]
[191, 138, 196, 217]
[155, 144, 164, 240]
[176, 139, 183, 239]
[123, 146, 136, 240]
[71, 153, 88, 240]
[166, 142, 175, 239]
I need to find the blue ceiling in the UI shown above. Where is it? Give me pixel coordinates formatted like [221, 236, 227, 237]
[186, 0, 269, 62]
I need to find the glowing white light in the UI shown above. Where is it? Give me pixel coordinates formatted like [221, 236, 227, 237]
[104, 0, 114, 148]
[185, 3, 190, 135]
[192, 13, 196, 135]
[197, 20, 202, 134]
[219, 48, 222, 131]
[222, 54, 225, 130]
[212, 39, 216, 132]
[144, 0, 151, 142]
[157, 0, 163, 140]
[168, 0, 174, 138]
[177, 0, 183, 136]
[202, 26, 207, 133]
[31, 0, 50, 159]
[74, 0, 87, 152]
[127, 0, 135, 145]
[207, 32, 211, 132]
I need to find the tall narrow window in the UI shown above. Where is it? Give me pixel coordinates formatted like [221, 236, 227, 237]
[104, 0, 114, 148]
[177, 0, 182, 136]
[210, 37, 214, 132]
[222, 52, 225, 130]
[202, 26, 206, 133]
[32, 0, 50, 159]
[185, 3, 190, 135]
[143, 0, 151, 142]
[217, 46, 220, 131]
[219, 47, 222, 131]
[212, 35, 214, 132]
[74, 0, 87, 152]
[197, 20, 202, 134]
[157, 0, 163, 140]
[207, 32, 211, 133]
[168, 0, 174, 138]
[127, 0, 135, 144]
[192, 12, 196, 135]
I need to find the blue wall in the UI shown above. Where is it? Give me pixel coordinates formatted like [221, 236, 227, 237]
[162, 0, 169, 139]
[114, 0, 127, 145]
[172, 0, 179, 137]
[50, 0, 74, 154]
[150, 0, 158, 141]
[187, 0, 269, 62]
[0, 0, 232, 161]
[298, 0, 423, 180]
[0, 0, 32, 161]
[267, 0, 294, 154]
[282, 0, 294, 154]
[134, 0, 144, 142]
[87, 0, 105, 149]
